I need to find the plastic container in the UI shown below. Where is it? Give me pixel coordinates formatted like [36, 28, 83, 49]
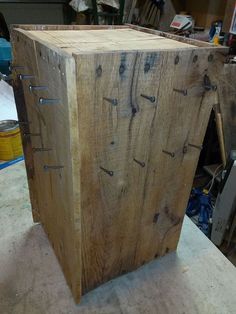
[0, 120, 23, 161]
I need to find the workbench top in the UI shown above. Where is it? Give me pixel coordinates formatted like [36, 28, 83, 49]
[0, 162, 235, 313]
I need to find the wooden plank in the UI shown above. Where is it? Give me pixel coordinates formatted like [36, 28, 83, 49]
[11, 30, 41, 223]
[75, 46, 221, 292]
[11, 28, 82, 302]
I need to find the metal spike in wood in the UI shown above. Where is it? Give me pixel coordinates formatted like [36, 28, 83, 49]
[162, 150, 175, 158]
[39, 97, 60, 105]
[44, 165, 64, 171]
[140, 94, 156, 103]
[103, 97, 118, 106]
[33, 148, 52, 153]
[19, 74, 34, 80]
[29, 85, 48, 92]
[23, 133, 41, 137]
[9, 65, 24, 71]
[133, 158, 145, 167]
[100, 166, 114, 176]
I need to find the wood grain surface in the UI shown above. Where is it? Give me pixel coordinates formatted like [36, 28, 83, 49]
[11, 24, 227, 302]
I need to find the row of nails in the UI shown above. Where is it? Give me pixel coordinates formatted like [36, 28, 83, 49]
[18, 73, 217, 107]
[100, 143, 202, 176]
[162, 143, 202, 158]
[19, 75, 61, 170]
[22, 132, 201, 168]
[99, 143, 203, 177]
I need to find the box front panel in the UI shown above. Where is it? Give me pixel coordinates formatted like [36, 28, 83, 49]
[76, 49, 221, 293]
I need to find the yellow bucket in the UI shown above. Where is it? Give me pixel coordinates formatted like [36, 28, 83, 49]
[0, 120, 23, 161]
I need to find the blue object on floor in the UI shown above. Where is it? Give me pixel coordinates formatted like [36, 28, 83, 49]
[0, 37, 12, 75]
[186, 188, 213, 236]
[0, 156, 24, 170]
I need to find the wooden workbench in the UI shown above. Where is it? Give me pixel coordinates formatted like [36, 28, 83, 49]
[0, 162, 235, 313]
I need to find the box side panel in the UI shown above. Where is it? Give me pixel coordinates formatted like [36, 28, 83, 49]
[75, 48, 224, 293]
[11, 30, 81, 302]
[11, 30, 41, 222]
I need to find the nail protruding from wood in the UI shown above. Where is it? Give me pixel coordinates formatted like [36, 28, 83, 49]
[33, 148, 52, 153]
[140, 94, 156, 103]
[100, 166, 114, 176]
[162, 150, 175, 158]
[173, 88, 187, 96]
[9, 65, 24, 71]
[133, 158, 145, 167]
[39, 98, 60, 105]
[188, 143, 202, 150]
[44, 165, 64, 171]
[23, 133, 41, 137]
[19, 74, 34, 80]
[29, 85, 48, 92]
[103, 97, 118, 106]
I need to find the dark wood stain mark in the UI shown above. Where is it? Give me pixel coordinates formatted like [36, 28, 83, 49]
[193, 55, 198, 63]
[96, 65, 102, 77]
[153, 213, 160, 224]
[119, 52, 127, 78]
[175, 55, 180, 65]
[164, 206, 181, 225]
[144, 52, 157, 73]
[208, 54, 214, 62]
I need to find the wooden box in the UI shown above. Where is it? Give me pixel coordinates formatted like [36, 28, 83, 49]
[11, 25, 227, 302]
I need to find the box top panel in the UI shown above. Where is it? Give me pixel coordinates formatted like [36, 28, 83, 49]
[26, 28, 196, 54]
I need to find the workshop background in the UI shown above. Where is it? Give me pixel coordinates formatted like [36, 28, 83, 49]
[0, 1, 236, 313]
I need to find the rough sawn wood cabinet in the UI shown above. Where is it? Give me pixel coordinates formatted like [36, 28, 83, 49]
[11, 24, 227, 303]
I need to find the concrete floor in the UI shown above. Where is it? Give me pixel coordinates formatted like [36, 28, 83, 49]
[0, 162, 236, 314]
